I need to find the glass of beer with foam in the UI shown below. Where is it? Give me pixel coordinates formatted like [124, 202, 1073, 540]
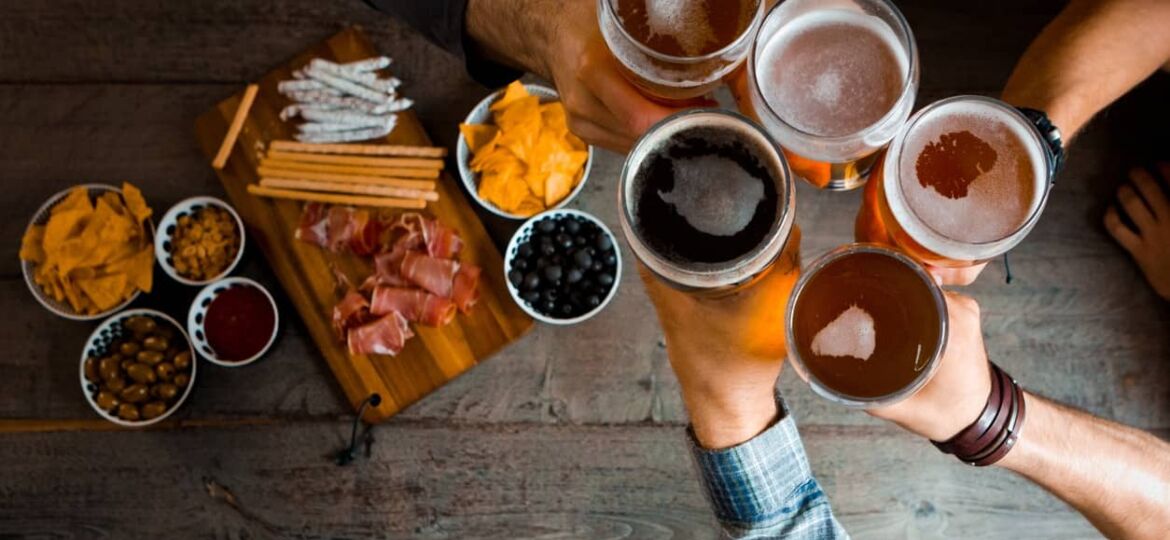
[737, 0, 918, 190]
[618, 109, 799, 295]
[787, 244, 947, 407]
[598, 0, 765, 103]
[855, 96, 1054, 269]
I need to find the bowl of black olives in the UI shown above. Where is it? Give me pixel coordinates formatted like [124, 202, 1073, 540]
[505, 209, 621, 324]
[80, 309, 197, 427]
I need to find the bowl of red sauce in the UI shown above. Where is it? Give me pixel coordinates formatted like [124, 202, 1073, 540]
[187, 277, 279, 367]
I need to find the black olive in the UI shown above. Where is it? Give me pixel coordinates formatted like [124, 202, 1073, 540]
[596, 234, 613, 251]
[513, 258, 529, 272]
[508, 270, 523, 287]
[540, 243, 556, 256]
[559, 304, 573, 316]
[573, 250, 593, 269]
[521, 290, 540, 303]
[536, 258, 549, 269]
[537, 219, 556, 233]
[580, 279, 595, 291]
[543, 265, 563, 281]
[566, 268, 583, 284]
[551, 254, 564, 265]
[518, 243, 534, 258]
[586, 295, 602, 308]
[598, 273, 615, 286]
[541, 289, 558, 302]
[541, 299, 556, 313]
[564, 220, 581, 234]
[575, 236, 587, 246]
[556, 233, 573, 250]
[603, 253, 617, 267]
[591, 260, 604, 272]
[523, 272, 541, 290]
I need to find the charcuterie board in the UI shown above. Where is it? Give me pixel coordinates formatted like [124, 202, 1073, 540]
[194, 27, 534, 423]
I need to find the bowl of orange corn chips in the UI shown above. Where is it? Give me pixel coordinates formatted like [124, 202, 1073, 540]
[457, 82, 593, 220]
[20, 183, 156, 320]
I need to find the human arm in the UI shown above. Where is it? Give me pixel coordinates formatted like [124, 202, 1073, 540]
[1001, 0, 1170, 139]
[870, 292, 1170, 539]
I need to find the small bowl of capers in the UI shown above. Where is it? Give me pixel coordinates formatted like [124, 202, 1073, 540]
[80, 308, 197, 427]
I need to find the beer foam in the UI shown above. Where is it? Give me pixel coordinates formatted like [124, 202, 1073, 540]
[756, 9, 908, 137]
[895, 100, 1045, 247]
[658, 154, 765, 237]
[644, 0, 717, 57]
[811, 305, 876, 361]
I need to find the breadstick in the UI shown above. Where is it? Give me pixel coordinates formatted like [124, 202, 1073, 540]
[260, 177, 439, 201]
[269, 140, 447, 158]
[256, 166, 437, 190]
[212, 84, 259, 170]
[247, 184, 427, 209]
[267, 150, 444, 169]
[259, 158, 440, 179]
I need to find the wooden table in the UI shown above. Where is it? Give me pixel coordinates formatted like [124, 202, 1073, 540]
[1, 1, 1167, 537]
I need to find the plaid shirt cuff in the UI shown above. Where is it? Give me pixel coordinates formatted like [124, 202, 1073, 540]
[688, 399, 847, 538]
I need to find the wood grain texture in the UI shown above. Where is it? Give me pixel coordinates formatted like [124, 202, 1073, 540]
[193, 27, 533, 424]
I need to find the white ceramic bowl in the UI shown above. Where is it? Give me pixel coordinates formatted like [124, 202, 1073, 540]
[456, 83, 595, 220]
[504, 209, 621, 325]
[22, 184, 155, 321]
[80, 308, 197, 428]
[155, 196, 246, 286]
[187, 277, 279, 367]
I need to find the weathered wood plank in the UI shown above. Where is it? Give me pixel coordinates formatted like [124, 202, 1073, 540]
[0, 422, 1104, 538]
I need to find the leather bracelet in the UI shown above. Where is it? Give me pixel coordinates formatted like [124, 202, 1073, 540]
[953, 366, 1014, 457]
[931, 362, 1026, 467]
[972, 379, 1027, 467]
[932, 363, 1003, 455]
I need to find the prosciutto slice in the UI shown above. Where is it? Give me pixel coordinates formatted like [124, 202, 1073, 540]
[370, 287, 456, 327]
[347, 311, 414, 356]
[295, 203, 329, 247]
[451, 265, 481, 313]
[421, 218, 463, 259]
[401, 252, 460, 298]
[332, 290, 372, 340]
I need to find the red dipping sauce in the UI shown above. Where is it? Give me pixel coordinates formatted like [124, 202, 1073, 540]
[205, 285, 276, 362]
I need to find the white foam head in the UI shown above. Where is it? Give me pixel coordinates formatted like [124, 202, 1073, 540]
[644, 0, 717, 56]
[657, 153, 766, 237]
[884, 96, 1050, 261]
[811, 304, 876, 361]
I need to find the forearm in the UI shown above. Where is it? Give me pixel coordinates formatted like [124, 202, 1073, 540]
[999, 393, 1170, 538]
[465, 0, 560, 79]
[1001, 0, 1170, 137]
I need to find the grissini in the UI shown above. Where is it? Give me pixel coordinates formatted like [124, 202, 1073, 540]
[247, 184, 427, 209]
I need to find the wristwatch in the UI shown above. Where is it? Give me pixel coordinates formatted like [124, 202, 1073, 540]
[1016, 107, 1066, 177]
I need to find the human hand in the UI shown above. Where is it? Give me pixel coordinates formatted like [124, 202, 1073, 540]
[925, 262, 987, 287]
[1104, 165, 1170, 300]
[868, 291, 993, 442]
[638, 231, 801, 449]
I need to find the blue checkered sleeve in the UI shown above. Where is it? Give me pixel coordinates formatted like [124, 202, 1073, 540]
[688, 401, 849, 539]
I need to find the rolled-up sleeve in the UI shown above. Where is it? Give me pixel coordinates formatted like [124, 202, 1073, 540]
[688, 400, 849, 539]
[362, 0, 522, 87]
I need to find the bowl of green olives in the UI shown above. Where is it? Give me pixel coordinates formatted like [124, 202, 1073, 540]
[80, 309, 196, 427]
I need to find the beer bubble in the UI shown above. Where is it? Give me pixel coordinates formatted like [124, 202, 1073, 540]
[644, 0, 717, 56]
[811, 304, 876, 361]
[657, 154, 765, 237]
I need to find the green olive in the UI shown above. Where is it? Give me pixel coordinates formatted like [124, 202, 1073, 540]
[98, 356, 121, 381]
[117, 403, 141, 422]
[155, 326, 176, 341]
[155, 362, 176, 381]
[95, 390, 120, 411]
[126, 363, 157, 384]
[124, 316, 157, 334]
[173, 351, 192, 370]
[140, 401, 168, 420]
[143, 336, 169, 352]
[137, 350, 164, 366]
[105, 376, 126, 393]
[119, 341, 141, 356]
[119, 384, 149, 403]
[152, 383, 179, 401]
[173, 373, 190, 388]
[120, 358, 135, 372]
[84, 357, 100, 383]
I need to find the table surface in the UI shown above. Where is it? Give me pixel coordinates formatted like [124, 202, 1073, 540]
[2, 1, 1168, 538]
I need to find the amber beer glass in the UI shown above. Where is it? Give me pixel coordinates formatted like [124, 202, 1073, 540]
[855, 96, 1054, 268]
[598, 0, 764, 103]
[618, 109, 799, 294]
[738, 0, 918, 190]
[787, 244, 947, 407]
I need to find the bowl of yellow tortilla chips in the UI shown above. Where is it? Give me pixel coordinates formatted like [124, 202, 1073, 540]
[20, 183, 156, 320]
[457, 82, 593, 220]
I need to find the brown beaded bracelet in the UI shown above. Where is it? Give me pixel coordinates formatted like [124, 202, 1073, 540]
[931, 362, 1026, 467]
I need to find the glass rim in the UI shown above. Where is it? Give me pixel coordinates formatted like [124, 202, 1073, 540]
[748, 0, 920, 143]
[598, 0, 766, 64]
[887, 95, 1054, 252]
[617, 108, 796, 290]
[785, 243, 949, 408]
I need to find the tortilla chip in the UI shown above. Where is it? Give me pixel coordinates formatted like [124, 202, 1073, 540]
[460, 124, 499, 154]
[77, 273, 128, 312]
[490, 80, 530, 112]
[121, 182, 152, 223]
[53, 187, 93, 216]
[20, 225, 45, 263]
[545, 171, 575, 207]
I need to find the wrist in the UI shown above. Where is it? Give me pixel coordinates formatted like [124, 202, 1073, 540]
[685, 383, 780, 450]
[465, 0, 557, 79]
[995, 391, 1044, 473]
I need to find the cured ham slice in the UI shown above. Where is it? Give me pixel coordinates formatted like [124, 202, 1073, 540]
[332, 290, 371, 339]
[370, 287, 456, 326]
[421, 218, 463, 259]
[347, 209, 383, 256]
[347, 311, 414, 356]
[401, 251, 460, 298]
[451, 265, 481, 313]
[295, 202, 329, 247]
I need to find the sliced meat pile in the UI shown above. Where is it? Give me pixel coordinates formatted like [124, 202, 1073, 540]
[298, 203, 481, 356]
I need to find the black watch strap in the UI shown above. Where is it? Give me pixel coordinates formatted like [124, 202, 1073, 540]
[1016, 107, 1066, 178]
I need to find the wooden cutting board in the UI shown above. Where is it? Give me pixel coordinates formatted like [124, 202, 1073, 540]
[194, 27, 533, 423]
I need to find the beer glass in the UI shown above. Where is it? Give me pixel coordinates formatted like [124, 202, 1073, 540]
[855, 96, 1054, 268]
[598, 0, 765, 103]
[739, 0, 919, 190]
[786, 243, 947, 408]
[618, 108, 799, 294]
